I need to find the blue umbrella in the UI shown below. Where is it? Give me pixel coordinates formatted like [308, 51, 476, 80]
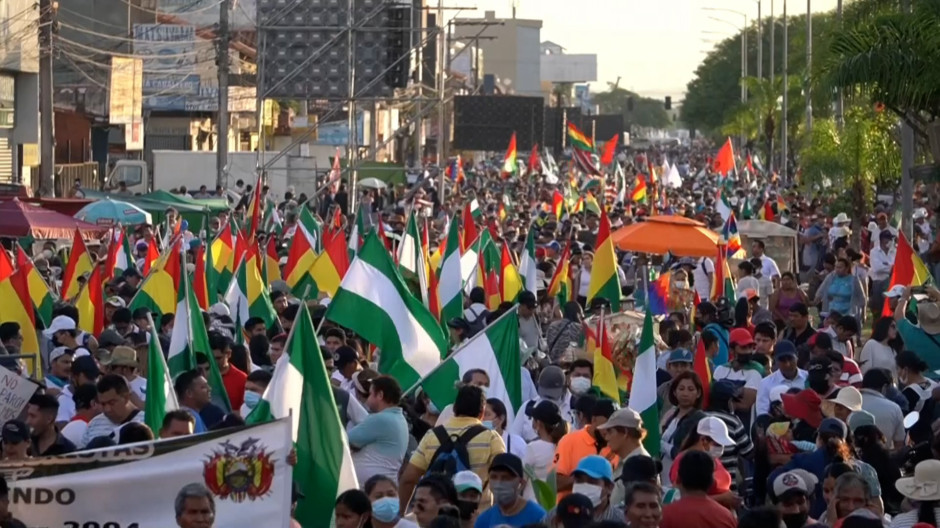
[74, 197, 152, 227]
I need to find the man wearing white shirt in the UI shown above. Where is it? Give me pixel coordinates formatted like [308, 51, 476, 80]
[693, 257, 714, 302]
[756, 341, 808, 415]
[752, 240, 781, 291]
[330, 346, 360, 394]
[869, 230, 897, 319]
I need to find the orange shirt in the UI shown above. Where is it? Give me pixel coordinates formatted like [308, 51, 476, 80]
[553, 428, 620, 501]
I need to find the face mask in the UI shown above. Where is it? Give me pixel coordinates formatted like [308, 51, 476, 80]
[243, 391, 261, 410]
[782, 512, 809, 528]
[479, 385, 489, 397]
[708, 444, 725, 458]
[371, 497, 399, 523]
[572, 482, 603, 506]
[490, 480, 520, 506]
[482, 420, 494, 430]
[457, 499, 479, 520]
[42, 249, 53, 259]
[675, 281, 689, 290]
[427, 400, 440, 414]
[570, 376, 592, 395]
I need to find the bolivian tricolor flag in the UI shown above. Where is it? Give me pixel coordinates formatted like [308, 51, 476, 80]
[501, 132, 517, 179]
[311, 227, 350, 298]
[711, 243, 736, 304]
[631, 176, 648, 203]
[547, 240, 572, 306]
[477, 238, 502, 310]
[552, 190, 565, 220]
[0, 248, 41, 378]
[499, 243, 522, 303]
[210, 221, 237, 296]
[284, 207, 322, 297]
[75, 263, 104, 337]
[585, 313, 629, 403]
[15, 245, 54, 326]
[883, 232, 931, 316]
[586, 210, 621, 312]
[61, 229, 93, 300]
[128, 240, 183, 317]
[566, 122, 594, 152]
[225, 245, 278, 330]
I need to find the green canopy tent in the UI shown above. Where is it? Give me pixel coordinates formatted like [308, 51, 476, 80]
[329, 158, 407, 186]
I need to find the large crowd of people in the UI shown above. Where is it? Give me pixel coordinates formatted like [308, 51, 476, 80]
[2, 141, 940, 528]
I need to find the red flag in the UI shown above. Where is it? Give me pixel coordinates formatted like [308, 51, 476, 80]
[143, 237, 160, 275]
[712, 138, 736, 176]
[694, 336, 712, 409]
[247, 175, 263, 241]
[527, 144, 541, 176]
[193, 243, 210, 310]
[600, 133, 619, 166]
[461, 203, 478, 252]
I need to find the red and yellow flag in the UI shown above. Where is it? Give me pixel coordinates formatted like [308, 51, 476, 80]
[75, 263, 104, 337]
[262, 237, 281, 285]
[61, 229, 93, 300]
[0, 248, 41, 378]
[586, 210, 621, 312]
[193, 243, 210, 311]
[547, 240, 572, 306]
[501, 132, 517, 178]
[500, 243, 522, 303]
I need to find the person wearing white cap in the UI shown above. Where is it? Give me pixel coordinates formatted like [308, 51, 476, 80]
[43, 314, 92, 361]
[667, 416, 739, 509]
[771, 470, 818, 528]
[452, 470, 483, 526]
[829, 212, 852, 247]
[913, 207, 932, 253]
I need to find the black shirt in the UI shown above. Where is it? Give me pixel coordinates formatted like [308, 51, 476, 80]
[31, 431, 76, 457]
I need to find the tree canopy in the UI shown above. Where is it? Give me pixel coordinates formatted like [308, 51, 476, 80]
[591, 87, 671, 130]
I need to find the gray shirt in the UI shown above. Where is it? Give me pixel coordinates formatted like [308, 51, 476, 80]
[860, 388, 906, 449]
[519, 314, 541, 350]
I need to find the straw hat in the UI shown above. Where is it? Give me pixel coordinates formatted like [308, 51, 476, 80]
[896, 460, 940, 501]
[821, 387, 863, 417]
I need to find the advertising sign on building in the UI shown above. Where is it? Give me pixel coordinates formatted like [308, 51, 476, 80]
[109, 57, 143, 124]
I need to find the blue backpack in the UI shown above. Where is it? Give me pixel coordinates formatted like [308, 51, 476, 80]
[426, 425, 487, 477]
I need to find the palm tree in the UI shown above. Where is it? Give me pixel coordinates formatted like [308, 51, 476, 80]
[823, 0, 940, 142]
[720, 76, 803, 166]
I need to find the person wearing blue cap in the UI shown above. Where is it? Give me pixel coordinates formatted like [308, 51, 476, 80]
[543, 455, 623, 525]
[756, 340, 809, 416]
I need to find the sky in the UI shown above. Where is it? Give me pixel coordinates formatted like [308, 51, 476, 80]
[458, 0, 840, 98]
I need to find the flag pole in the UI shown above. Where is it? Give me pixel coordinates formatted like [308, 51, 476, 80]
[400, 305, 520, 398]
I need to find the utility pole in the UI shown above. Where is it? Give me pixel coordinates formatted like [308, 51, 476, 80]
[38, 0, 55, 197]
[217, 0, 230, 189]
[901, 0, 913, 240]
[835, 0, 844, 130]
[435, 0, 446, 200]
[782, 0, 788, 179]
[756, 0, 762, 79]
[805, 0, 812, 134]
[769, 0, 774, 172]
[346, 0, 358, 213]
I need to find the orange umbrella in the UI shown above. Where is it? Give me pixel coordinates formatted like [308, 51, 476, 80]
[612, 215, 719, 257]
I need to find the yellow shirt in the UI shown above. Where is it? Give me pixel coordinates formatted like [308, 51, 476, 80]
[409, 416, 506, 484]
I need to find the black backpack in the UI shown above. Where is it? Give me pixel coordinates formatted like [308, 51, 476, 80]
[425, 425, 487, 478]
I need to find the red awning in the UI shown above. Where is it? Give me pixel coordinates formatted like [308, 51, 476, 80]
[0, 199, 108, 239]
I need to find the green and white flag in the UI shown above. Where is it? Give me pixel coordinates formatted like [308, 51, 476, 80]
[398, 210, 429, 308]
[247, 302, 358, 526]
[438, 217, 464, 327]
[145, 315, 179, 435]
[168, 264, 232, 412]
[423, 308, 523, 421]
[326, 231, 448, 391]
[631, 310, 660, 457]
[348, 205, 368, 257]
[519, 227, 538, 295]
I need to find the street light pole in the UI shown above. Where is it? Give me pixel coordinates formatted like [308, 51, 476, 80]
[782, 0, 788, 178]
[805, 0, 812, 134]
[835, 0, 844, 130]
[756, 0, 762, 79]
[901, 0, 913, 240]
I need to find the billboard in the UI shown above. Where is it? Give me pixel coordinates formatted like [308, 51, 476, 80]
[540, 53, 598, 83]
[316, 112, 369, 147]
[132, 24, 197, 72]
[109, 57, 143, 124]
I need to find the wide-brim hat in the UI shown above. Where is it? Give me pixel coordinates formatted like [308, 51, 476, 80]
[896, 460, 940, 501]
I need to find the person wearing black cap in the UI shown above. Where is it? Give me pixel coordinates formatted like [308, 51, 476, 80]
[331, 345, 361, 394]
[523, 400, 568, 487]
[446, 318, 472, 345]
[1, 420, 29, 461]
[517, 291, 541, 351]
[554, 492, 594, 528]
[757, 340, 809, 416]
[474, 453, 545, 527]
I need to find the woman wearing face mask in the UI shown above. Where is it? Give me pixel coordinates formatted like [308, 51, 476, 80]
[896, 351, 938, 445]
[239, 370, 272, 417]
[335, 489, 374, 528]
[623, 481, 663, 528]
[484, 398, 525, 459]
[659, 371, 706, 488]
[668, 416, 740, 510]
[364, 475, 417, 528]
[543, 455, 623, 524]
[522, 401, 568, 500]
[411, 390, 439, 442]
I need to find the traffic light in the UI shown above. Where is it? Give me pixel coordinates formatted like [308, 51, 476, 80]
[627, 96, 635, 112]
[664, 96, 672, 110]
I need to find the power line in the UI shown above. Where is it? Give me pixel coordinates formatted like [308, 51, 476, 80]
[113, 0, 225, 18]
[54, 34, 207, 60]
[57, 20, 209, 44]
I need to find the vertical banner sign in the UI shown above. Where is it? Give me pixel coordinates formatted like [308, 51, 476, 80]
[125, 120, 144, 151]
[4, 419, 292, 528]
[108, 57, 143, 125]
[0, 364, 39, 424]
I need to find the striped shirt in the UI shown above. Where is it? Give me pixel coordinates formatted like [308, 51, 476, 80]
[79, 409, 146, 448]
[409, 416, 505, 484]
[706, 411, 754, 486]
[890, 507, 940, 528]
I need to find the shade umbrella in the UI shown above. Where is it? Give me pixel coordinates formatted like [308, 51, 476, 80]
[611, 215, 719, 257]
[0, 199, 108, 239]
[75, 197, 152, 227]
[357, 177, 387, 189]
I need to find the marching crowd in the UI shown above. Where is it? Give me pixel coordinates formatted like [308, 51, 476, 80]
[2, 142, 940, 528]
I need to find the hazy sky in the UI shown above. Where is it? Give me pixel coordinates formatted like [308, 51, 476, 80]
[458, 0, 840, 98]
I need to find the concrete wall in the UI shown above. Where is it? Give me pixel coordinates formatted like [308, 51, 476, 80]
[453, 12, 542, 97]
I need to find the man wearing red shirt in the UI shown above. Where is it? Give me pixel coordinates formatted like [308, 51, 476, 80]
[211, 334, 247, 411]
[661, 450, 736, 528]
